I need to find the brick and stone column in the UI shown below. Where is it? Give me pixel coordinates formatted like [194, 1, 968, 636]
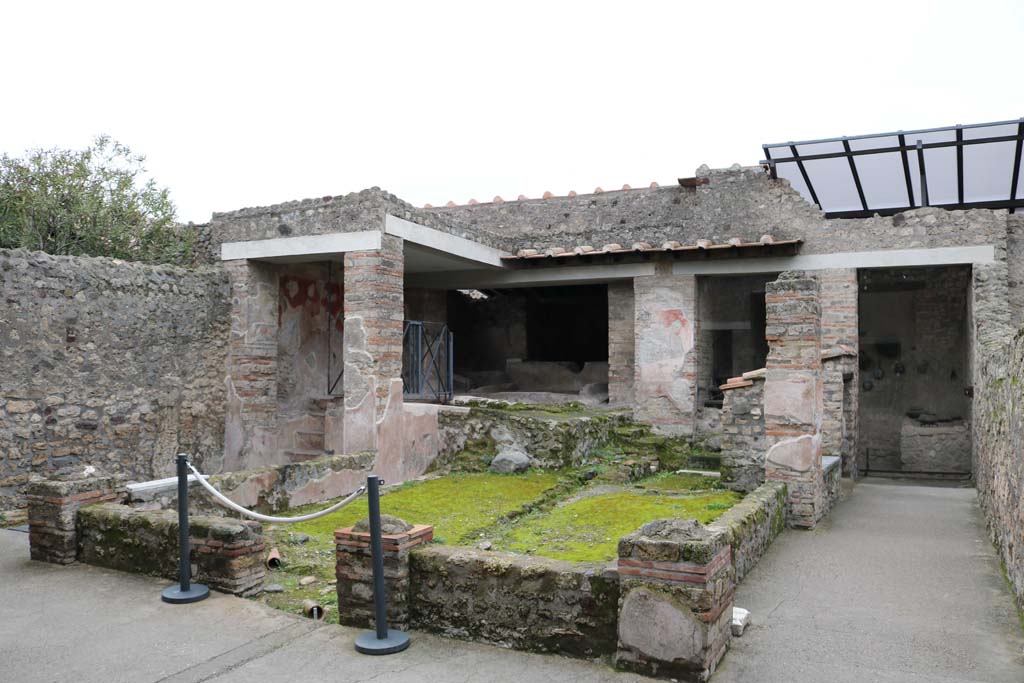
[26, 472, 125, 564]
[342, 234, 404, 455]
[633, 265, 699, 434]
[616, 518, 734, 681]
[223, 260, 280, 471]
[763, 271, 826, 529]
[608, 281, 636, 406]
[719, 370, 766, 492]
[335, 516, 433, 631]
[819, 268, 859, 479]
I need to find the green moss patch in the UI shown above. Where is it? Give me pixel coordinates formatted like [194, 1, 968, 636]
[282, 471, 563, 545]
[634, 471, 725, 494]
[489, 489, 741, 562]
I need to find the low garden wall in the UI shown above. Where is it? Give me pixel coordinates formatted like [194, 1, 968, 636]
[705, 480, 786, 583]
[335, 478, 789, 681]
[410, 546, 620, 657]
[436, 405, 632, 470]
[77, 503, 266, 595]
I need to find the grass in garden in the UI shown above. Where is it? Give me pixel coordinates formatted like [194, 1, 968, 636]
[257, 470, 565, 616]
[283, 470, 563, 544]
[489, 488, 741, 563]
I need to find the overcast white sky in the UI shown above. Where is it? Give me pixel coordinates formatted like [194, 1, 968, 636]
[3, 1, 1022, 223]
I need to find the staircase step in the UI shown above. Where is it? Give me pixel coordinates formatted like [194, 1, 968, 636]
[295, 431, 325, 450]
[284, 449, 333, 462]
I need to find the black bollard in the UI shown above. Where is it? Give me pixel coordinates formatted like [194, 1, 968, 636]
[161, 454, 210, 604]
[354, 474, 410, 654]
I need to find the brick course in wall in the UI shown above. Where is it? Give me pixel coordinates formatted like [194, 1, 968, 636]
[719, 374, 766, 492]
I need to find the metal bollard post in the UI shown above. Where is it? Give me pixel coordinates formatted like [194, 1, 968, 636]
[161, 454, 210, 604]
[354, 474, 410, 654]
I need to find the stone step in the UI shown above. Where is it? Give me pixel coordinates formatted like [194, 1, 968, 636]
[284, 449, 333, 463]
[295, 430, 325, 450]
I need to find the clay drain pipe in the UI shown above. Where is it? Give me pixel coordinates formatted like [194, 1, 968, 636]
[302, 599, 325, 620]
[266, 547, 282, 569]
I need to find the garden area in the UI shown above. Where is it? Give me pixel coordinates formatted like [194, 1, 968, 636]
[253, 414, 737, 619]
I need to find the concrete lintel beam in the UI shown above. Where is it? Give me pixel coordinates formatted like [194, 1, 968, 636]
[384, 214, 510, 268]
[220, 230, 383, 262]
[670, 245, 996, 276]
[404, 263, 657, 290]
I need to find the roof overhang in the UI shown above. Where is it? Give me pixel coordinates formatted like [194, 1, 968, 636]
[501, 238, 802, 267]
[762, 118, 1024, 218]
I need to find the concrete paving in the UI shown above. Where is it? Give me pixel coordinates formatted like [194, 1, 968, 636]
[716, 479, 1024, 682]
[0, 529, 645, 683]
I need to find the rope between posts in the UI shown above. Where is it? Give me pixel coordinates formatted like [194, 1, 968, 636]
[186, 462, 366, 524]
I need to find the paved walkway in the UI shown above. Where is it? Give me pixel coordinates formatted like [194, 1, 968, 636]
[716, 479, 1024, 682]
[0, 530, 643, 683]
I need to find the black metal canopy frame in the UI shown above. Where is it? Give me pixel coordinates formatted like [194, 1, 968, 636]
[761, 118, 1024, 219]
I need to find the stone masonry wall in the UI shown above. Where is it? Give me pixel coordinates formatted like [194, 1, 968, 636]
[410, 546, 620, 658]
[77, 502, 266, 596]
[607, 281, 635, 406]
[719, 375, 766, 492]
[0, 249, 230, 510]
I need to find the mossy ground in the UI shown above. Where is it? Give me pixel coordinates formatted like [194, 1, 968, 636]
[488, 485, 740, 563]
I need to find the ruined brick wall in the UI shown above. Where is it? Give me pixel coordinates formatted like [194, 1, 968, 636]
[1007, 213, 1024, 328]
[607, 281, 635, 405]
[0, 249, 230, 510]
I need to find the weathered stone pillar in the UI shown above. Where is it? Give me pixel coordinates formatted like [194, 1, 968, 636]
[26, 472, 125, 564]
[633, 265, 698, 434]
[224, 260, 280, 471]
[342, 235, 404, 455]
[719, 371, 766, 492]
[616, 518, 733, 681]
[335, 517, 433, 631]
[608, 280, 636, 406]
[763, 271, 826, 528]
[819, 268, 859, 479]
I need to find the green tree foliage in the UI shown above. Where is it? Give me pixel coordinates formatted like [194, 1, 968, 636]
[0, 135, 192, 264]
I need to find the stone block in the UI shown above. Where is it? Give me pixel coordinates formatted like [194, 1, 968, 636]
[26, 471, 126, 565]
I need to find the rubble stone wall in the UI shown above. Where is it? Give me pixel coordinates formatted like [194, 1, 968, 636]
[77, 502, 266, 596]
[409, 546, 620, 657]
[0, 249, 230, 510]
[719, 377, 766, 492]
[607, 281, 635, 406]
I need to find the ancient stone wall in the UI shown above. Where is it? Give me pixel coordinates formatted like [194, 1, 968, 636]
[210, 188, 509, 253]
[409, 546, 620, 657]
[0, 249, 230, 511]
[707, 480, 787, 583]
[77, 502, 266, 595]
[429, 167, 821, 251]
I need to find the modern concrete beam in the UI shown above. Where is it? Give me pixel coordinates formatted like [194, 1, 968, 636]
[670, 245, 996, 275]
[384, 214, 509, 267]
[220, 231, 382, 262]
[404, 262, 657, 289]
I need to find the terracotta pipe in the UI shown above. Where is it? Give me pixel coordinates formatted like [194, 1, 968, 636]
[266, 547, 282, 569]
[302, 599, 325, 620]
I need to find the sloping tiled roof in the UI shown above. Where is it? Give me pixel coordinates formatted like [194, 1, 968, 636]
[505, 235, 801, 261]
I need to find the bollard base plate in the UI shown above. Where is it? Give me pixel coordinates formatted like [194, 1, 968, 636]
[355, 629, 410, 655]
[162, 583, 210, 604]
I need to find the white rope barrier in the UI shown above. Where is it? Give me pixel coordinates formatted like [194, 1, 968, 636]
[186, 462, 366, 524]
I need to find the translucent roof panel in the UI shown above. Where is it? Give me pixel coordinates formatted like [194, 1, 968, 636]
[761, 119, 1024, 218]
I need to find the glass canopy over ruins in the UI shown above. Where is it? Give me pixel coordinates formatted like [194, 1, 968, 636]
[762, 118, 1024, 218]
